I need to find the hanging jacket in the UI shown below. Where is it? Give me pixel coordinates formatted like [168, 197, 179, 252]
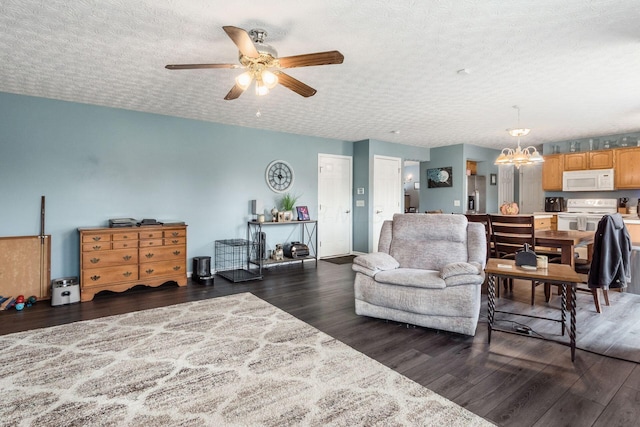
[587, 213, 631, 289]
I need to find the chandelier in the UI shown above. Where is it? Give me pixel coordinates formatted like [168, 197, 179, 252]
[494, 106, 544, 169]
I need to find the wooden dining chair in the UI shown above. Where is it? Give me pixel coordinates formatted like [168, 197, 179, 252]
[574, 213, 631, 313]
[488, 215, 547, 304]
[465, 214, 491, 261]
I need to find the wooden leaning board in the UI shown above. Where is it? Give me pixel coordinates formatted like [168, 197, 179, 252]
[0, 235, 51, 301]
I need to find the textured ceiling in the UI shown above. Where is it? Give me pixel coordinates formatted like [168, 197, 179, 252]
[1, 0, 640, 150]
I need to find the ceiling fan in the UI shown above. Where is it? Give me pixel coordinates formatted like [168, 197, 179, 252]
[166, 26, 344, 100]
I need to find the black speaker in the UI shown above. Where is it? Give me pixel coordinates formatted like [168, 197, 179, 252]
[193, 256, 214, 285]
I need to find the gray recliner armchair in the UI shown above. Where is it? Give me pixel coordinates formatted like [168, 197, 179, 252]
[352, 214, 487, 336]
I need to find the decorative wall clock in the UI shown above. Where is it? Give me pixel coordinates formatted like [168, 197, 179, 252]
[266, 160, 294, 193]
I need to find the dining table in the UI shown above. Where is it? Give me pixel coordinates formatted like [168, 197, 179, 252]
[534, 229, 594, 267]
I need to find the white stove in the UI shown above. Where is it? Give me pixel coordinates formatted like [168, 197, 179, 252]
[556, 198, 618, 232]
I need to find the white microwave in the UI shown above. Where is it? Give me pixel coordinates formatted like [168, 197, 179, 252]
[562, 169, 615, 192]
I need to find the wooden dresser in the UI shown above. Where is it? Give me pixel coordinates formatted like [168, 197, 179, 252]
[78, 225, 187, 301]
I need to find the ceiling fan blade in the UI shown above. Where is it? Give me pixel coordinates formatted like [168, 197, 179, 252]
[224, 84, 246, 100]
[165, 63, 238, 70]
[223, 26, 259, 58]
[278, 51, 344, 68]
[277, 72, 317, 97]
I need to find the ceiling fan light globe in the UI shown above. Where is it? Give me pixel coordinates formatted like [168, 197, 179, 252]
[261, 70, 278, 89]
[235, 72, 253, 90]
[255, 82, 269, 96]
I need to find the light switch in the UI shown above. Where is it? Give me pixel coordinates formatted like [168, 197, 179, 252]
[357, 188, 365, 195]
[454, 200, 461, 206]
[356, 200, 365, 207]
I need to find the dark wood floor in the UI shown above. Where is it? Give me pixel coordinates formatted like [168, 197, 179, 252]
[2, 261, 639, 427]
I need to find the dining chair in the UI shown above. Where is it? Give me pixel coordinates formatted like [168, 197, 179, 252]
[465, 214, 491, 261]
[488, 214, 554, 305]
[574, 213, 631, 313]
[489, 215, 536, 302]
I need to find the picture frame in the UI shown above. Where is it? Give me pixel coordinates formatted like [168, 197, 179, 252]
[414, 182, 420, 190]
[427, 167, 453, 188]
[296, 205, 310, 221]
[490, 173, 497, 186]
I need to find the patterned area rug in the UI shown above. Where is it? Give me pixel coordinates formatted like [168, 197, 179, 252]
[0, 293, 492, 426]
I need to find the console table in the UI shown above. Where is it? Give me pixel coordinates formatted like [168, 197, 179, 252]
[247, 220, 317, 276]
[485, 258, 583, 362]
[78, 225, 187, 301]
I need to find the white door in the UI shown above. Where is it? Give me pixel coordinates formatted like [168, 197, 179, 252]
[373, 155, 402, 251]
[519, 164, 544, 213]
[498, 165, 514, 208]
[318, 154, 352, 257]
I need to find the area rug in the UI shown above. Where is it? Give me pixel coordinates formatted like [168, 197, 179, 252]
[489, 288, 640, 363]
[0, 293, 492, 426]
[322, 255, 356, 265]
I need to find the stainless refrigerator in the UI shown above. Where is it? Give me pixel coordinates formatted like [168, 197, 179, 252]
[466, 175, 486, 214]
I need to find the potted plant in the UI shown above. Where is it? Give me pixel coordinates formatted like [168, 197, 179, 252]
[279, 193, 299, 221]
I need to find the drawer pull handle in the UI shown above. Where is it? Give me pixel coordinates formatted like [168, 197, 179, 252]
[171, 239, 179, 244]
[123, 271, 132, 277]
[123, 255, 132, 261]
[90, 275, 101, 281]
[173, 266, 181, 271]
[171, 232, 179, 237]
[148, 234, 153, 237]
[90, 258, 100, 264]
[93, 245, 102, 250]
[123, 243, 129, 247]
[145, 253, 154, 258]
[92, 236, 102, 241]
[173, 250, 181, 256]
[146, 268, 154, 274]
[123, 235, 129, 239]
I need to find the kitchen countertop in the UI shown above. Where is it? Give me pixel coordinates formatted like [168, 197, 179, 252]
[622, 215, 640, 225]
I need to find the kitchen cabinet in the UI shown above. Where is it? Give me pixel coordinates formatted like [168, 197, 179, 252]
[534, 216, 552, 231]
[542, 154, 563, 191]
[589, 150, 614, 169]
[563, 150, 613, 171]
[626, 223, 640, 243]
[563, 152, 588, 171]
[615, 147, 640, 189]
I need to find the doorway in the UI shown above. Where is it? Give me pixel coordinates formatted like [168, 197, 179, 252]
[318, 154, 353, 257]
[519, 164, 544, 213]
[372, 155, 402, 251]
[403, 160, 420, 212]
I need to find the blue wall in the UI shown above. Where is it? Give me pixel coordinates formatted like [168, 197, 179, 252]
[421, 144, 465, 213]
[351, 139, 430, 252]
[0, 92, 352, 279]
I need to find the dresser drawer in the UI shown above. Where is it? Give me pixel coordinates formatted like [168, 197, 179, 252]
[82, 265, 138, 287]
[112, 232, 138, 241]
[82, 233, 111, 243]
[82, 242, 111, 251]
[140, 245, 185, 262]
[164, 229, 186, 238]
[139, 238, 163, 247]
[164, 236, 186, 246]
[140, 230, 163, 239]
[112, 240, 137, 249]
[83, 248, 138, 268]
[139, 260, 186, 279]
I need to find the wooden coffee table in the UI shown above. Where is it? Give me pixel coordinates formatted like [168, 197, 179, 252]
[485, 258, 583, 362]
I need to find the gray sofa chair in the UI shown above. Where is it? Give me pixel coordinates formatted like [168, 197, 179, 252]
[352, 214, 487, 336]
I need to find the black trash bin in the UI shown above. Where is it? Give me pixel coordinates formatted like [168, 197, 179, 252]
[193, 256, 214, 285]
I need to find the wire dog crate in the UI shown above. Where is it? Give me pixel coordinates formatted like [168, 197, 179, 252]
[214, 239, 262, 282]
